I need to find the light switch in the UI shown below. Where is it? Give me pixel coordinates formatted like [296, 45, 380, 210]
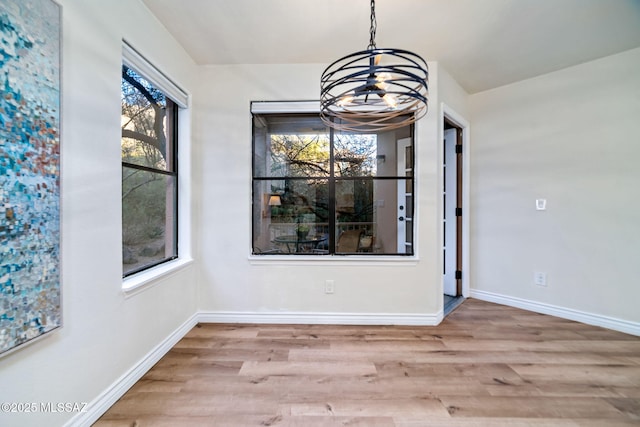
[535, 199, 547, 211]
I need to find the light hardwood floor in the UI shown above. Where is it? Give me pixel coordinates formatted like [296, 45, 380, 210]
[96, 299, 640, 426]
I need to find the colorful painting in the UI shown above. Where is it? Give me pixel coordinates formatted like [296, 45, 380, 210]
[0, 0, 61, 357]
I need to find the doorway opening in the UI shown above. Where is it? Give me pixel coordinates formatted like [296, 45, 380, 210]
[443, 115, 466, 316]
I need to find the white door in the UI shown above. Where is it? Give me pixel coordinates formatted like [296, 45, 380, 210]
[443, 129, 457, 296]
[397, 138, 412, 253]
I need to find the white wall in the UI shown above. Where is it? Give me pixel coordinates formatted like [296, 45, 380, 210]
[196, 63, 443, 318]
[469, 48, 640, 325]
[0, 1, 199, 426]
[438, 65, 471, 120]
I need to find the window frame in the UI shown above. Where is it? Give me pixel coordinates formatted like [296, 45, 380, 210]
[121, 94, 178, 277]
[121, 42, 190, 282]
[250, 101, 416, 258]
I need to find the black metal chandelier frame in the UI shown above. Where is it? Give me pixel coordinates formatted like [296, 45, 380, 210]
[320, 0, 429, 133]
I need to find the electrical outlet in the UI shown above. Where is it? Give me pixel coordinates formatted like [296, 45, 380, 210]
[534, 272, 547, 287]
[325, 280, 335, 294]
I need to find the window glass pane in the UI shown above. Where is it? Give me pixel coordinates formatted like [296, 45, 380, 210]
[334, 179, 413, 254]
[405, 145, 413, 170]
[333, 129, 412, 177]
[253, 179, 329, 254]
[335, 179, 373, 253]
[122, 166, 176, 274]
[270, 134, 330, 177]
[121, 66, 174, 172]
[253, 114, 329, 178]
[334, 133, 377, 177]
[405, 194, 413, 215]
[405, 219, 414, 243]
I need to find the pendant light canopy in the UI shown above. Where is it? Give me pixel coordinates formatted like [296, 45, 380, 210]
[320, 0, 429, 133]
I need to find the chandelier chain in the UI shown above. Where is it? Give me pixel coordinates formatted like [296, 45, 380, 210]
[368, 0, 377, 50]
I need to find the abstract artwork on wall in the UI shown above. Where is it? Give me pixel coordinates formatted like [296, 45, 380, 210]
[0, 0, 61, 357]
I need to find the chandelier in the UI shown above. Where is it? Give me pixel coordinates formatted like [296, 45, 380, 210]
[320, 0, 429, 133]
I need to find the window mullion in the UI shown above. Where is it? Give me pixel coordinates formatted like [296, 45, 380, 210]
[122, 161, 175, 176]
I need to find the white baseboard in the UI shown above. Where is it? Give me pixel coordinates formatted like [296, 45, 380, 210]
[471, 289, 640, 336]
[64, 313, 199, 427]
[198, 310, 444, 326]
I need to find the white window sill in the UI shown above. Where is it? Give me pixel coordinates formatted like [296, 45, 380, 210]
[248, 254, 419, 266]
[122, 257, 194, 297]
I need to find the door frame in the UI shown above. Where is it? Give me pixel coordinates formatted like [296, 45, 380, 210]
[440, 103, 470, 299]
[443, 127, 460, 296]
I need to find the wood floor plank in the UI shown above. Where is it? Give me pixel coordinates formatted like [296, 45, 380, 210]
[126, 378, 185, 394]
[238, 361, 377, 377]
[288, 348, 620, 365]
[285, 398, 451, 417]
[438, 395, 627, 419]
[605, 397, 640, 420]
[178, 347, 290, 362]
[374, 361, 525, 385]
[442, 338, 640, 354]
[510, 363, 640, 387]
[95, 299, 640, 426]
[183, 324, 261, 339]
[329, 338, 447, 351]
[142, 360, 243, 382]
[102, 393, 281, 417]
[217, 337, 332, 350]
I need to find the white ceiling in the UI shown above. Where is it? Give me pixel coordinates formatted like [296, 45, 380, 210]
[141, 0, 640, 94]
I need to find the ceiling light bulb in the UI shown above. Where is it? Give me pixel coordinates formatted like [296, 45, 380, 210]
[376, 72, 392, 90]
[382, 93, 397, 109]
[337, 95, 354, 107]
[376, 72, 391, 84]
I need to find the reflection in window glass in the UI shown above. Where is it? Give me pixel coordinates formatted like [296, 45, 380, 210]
[269, 134, 330, 177]
[335, 134, 377, 177]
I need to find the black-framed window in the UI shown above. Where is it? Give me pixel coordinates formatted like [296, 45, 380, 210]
[252, 113, 415, 255]
[121, 64, 178, 276]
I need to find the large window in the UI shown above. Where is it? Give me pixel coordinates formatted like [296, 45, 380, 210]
[121, 45, 186, 276]
[252, 112, 415, 255]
